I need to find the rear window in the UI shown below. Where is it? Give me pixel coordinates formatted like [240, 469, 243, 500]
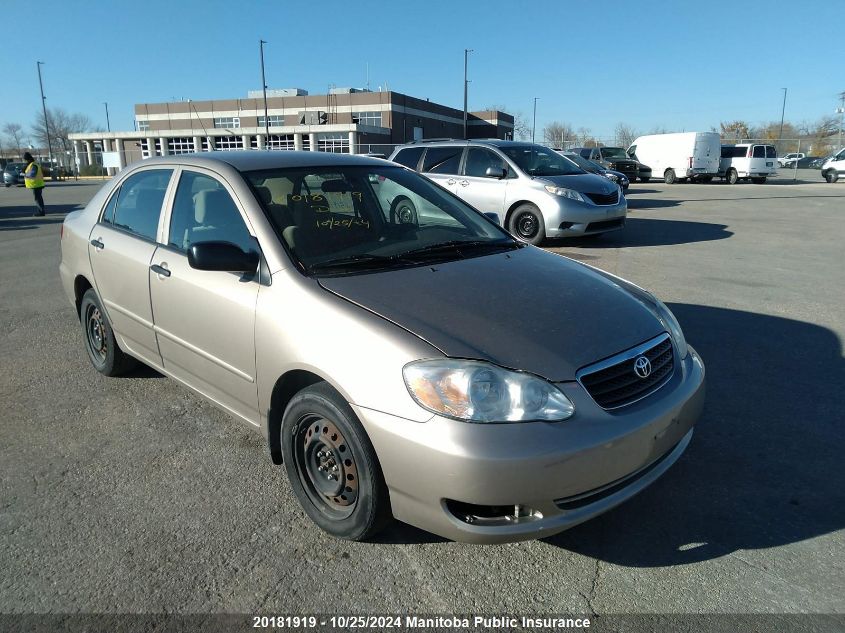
[422, 147, 463, 174]
[765, 146, 777, 158]
[721, 146, 747, 158]
[752, 145, 766, 158]
[392, 147, 424, 170]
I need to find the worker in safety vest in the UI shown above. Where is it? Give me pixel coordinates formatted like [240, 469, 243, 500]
[23, 152, 46, 216]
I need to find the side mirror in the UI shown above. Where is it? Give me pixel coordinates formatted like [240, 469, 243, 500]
[188, 241, 259, 274]
[482, 212, 501, 225]
[484, 166, 508, 179]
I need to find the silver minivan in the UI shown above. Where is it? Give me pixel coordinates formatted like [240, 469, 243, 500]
[389, 140, 627, 244]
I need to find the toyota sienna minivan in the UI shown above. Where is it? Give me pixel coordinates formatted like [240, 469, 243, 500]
[389, 140, 627, 244]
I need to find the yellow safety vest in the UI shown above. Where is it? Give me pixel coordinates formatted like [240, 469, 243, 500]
[24, 162, 44, 189]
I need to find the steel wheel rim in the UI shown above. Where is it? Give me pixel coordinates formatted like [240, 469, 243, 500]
[295, 414, 359, 518]
[86, 305, 107, 362]
[397, 203, 415, 224]
[515, 212, 538, 239]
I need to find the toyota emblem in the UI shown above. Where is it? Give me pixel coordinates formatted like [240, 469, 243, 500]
[633, 356, 652, 379]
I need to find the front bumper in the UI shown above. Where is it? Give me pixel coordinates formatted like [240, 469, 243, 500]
[543, 198, 628, 238]
[356, 347, 705, 543]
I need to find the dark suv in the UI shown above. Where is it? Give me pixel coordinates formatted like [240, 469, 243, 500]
[570, 147, 652, 183]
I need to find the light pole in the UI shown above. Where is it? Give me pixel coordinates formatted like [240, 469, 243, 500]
[778, 88, 787, 144]
[104, 101, 111, 132]
[260, 40, 270, 142]
[463, 48, 473, 140]
[532, 97, 539, 143]
[36, 61, 54, 170]
[838, 91, 845, 149]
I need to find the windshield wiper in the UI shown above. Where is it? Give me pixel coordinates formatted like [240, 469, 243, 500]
[307, 253, 409, 273]
[398, 239, 519, 259]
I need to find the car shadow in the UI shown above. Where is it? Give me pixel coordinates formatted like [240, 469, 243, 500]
[374, 520, 449, 545]
[551, 218, 732, 249]
[624, 188, 661, 195]
[625, 198, 682, 210]
[544, 304, 845, 566]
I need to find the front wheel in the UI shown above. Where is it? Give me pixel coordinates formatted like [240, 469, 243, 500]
[508, 203, 546, 245]
[389, 196, 418, 225]
[726, 168, 738, 185]
[751, 177, 767, 184]
[825, 170, 839, 183]
[281, 382, 392, 541]
[79, 288, 137, 376]
[664, 169, 676, 184]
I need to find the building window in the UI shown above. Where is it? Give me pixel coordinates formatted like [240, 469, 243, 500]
[257, 115, 284, 128]
[317, 133, 349, 153]
[168, 137, 195, 154]
[215, 136, 244, 150]
[140, 139, 151, 159]
[267, 134, 295, 150]
[352, 111, 382, 126]
[213, 117, 241, 129]
[137, 120, 150, 132]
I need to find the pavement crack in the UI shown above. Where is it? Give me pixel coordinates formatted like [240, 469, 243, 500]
[580, 559, 601, 616]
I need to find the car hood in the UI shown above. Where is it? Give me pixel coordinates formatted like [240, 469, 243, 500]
[318, 247, 664, 381]
[537, 172, 618, 194]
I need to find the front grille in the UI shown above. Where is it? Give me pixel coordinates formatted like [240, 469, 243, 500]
[585, 218, 624, 232]
[584, 190, 619, 205]
[577, 334, 674, 409]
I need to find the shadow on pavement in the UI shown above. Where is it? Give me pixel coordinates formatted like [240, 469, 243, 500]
[554, 218, 732, 249]
[546, 304, 845, 566]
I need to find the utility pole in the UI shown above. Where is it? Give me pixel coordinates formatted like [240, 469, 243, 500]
[36, 61, 54, 170]
[104, 102, 111, 132]
[532, 97, 539, 143]
[778, 88, 787, 143]
[463, 49, 473, 140]
[260, 40, 270, 142]
[838, 91, 845, 149]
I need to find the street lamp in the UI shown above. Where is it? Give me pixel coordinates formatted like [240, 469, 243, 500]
[36, 61, 54, 172]
[463, 48, 473, 140]
[778, 88, 787, 145]
[104, 102, 111, 132]
[260, 40, 270, 142]
[532, 97, 539, 143]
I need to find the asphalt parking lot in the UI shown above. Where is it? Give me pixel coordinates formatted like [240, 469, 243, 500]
[1, 170, 843, 617]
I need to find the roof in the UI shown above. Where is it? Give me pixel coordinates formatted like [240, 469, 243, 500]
[121, 150, 391, 172]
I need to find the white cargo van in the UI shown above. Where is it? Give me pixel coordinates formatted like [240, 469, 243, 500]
[821, 148, 845, 183]
[627, 132, 720, 184]
[718, 144, 778, 184]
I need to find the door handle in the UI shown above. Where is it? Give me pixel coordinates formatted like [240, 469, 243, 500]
[446, 178, 456, 185]
[150, 263, 171, 278]
[90, 238, 104, 249]
[459, 180, 469, 186]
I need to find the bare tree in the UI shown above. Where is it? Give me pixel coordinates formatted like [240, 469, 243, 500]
[31, 107, 95, 158]
[719, 120, 751, 142]
[2, 123, 27, 159]
[543, 121, 574, 148]
[484, 104, 531, 140]
[614, 122, 638, 148]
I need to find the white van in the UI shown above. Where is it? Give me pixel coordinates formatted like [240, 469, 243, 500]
[627, 132, 720, 184]
[821, 148, 845, 183]
[718, 144, 778, 184]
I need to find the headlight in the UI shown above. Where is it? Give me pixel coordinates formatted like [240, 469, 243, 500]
[544, 185, 585, 202]
[403, 359, 575, 423]
[653, 299, 688, 359]
[604, 173, 619, 182]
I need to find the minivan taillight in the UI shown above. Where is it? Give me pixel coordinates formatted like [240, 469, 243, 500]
[60, 224, 64, 239]
[688, 157, 693, 168]
[747, 146, 753, 158]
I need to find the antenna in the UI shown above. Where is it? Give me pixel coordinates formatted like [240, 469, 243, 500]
[366, 62, 369, 91]
[189, 100, 211, 150]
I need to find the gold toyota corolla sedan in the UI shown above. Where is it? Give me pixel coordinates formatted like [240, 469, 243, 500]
[59, 151, 705, 544]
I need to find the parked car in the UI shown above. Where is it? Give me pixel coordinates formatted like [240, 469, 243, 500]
[778, 152, 805, 168]
[821, 148, 845, 182]
[389, 140, 627, 245]
[627, 132, 720, 183]
[556, 150, 629, 192]
[569, 146, 650, 183]
[3, 162, 26, 187]
[59, 151, 704, 544]
[717, 144, 778, 184]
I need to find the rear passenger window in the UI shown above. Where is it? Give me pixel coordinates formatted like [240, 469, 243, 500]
[168, 171, 254, 254]
[112, 169, 173, 241]
[752, 145, 766, 158]
[422, 147, 463, 174]
[765, 146, 777, 159]
[392, 147, 424, 170]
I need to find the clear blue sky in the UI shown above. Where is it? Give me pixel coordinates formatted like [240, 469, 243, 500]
[2, 0, 842, 140]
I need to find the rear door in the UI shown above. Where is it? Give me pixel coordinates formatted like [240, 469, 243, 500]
[749, 144, 776, 175]
[457, 147, 510, 218]
[420, 145, 464, 195]
[693, 134, 720, 174]
[87, 168, 174, 367]
[150, 168, 260, 424]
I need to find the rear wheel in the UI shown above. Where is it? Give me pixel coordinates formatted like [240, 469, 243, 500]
[664, 169, 676, 184]
[508, 203, 546, 245]
[281, 382, 392, 541]
[79, 288, 137, 376]
[726, 168, 738, 185]
[389, 196, 418, 225]
[825, 170, 839, 183]
[751, 177, 767, 184]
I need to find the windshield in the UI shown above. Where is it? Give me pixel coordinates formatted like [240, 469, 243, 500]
[601, 147, 628, 159]
[561, 152, 599, 172]
[500, 145, 584, 177]
[243, 165, 517, 276]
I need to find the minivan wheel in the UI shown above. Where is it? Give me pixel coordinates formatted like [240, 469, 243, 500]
[79, 288, 137, 376]
[825, 170, 838, 183]
[726, 168, 738, 185]
[508, 204, 546, 245]
[664, 169, 676, 184]
[390, 196, 418, 225]
[281, 382, 391, 541]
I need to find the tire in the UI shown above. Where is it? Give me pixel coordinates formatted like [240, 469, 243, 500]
[281, 382, 392, 541]
[639, 176, 650, 183]
[751, 177, 767, 184]
[664, 169, 676, 184]
[389, 196, 418, 225]
[825, 170, 838, 183]
[508, 203, 546, 245]
[726, 168, 738, 185]
[79, 288, 137, 376]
